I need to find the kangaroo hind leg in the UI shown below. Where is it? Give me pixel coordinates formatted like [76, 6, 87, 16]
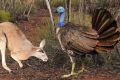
[0, 34, 11, 72]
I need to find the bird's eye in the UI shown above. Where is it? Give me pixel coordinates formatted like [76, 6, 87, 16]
[59, 9, 62, 11]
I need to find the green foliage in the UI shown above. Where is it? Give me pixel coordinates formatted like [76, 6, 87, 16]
[50, 0, 65, 7]
[0, 10, 13, 22]
[0, 0, 36, 21]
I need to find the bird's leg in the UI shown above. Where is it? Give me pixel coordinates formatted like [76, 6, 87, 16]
[68, 55, 76, 74]
[62, 53, 78, 78]
[78, 56, 88, 74]
[57, 34, 66, 51]
[78, 62, 88, 73]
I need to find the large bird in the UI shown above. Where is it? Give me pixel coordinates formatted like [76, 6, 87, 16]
[55, 6, 120, 78]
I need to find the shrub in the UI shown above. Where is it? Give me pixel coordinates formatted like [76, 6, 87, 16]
[0, 10, 13, 22]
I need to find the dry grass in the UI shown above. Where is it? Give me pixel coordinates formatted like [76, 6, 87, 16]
[71, 11, 92, 27]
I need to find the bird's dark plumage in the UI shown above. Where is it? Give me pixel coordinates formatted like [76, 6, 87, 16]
[92, 8, 119, 54]
[59, 22, 98, 54]
[59, 8, 120, 55]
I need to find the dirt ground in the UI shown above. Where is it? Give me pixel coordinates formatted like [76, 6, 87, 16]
[0, 9, 119, 80]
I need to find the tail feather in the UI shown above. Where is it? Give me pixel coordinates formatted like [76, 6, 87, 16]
[96, 46, 113, 54]
[92, 8, 120, 53]
[92, 9, 97, 28]
[92, 8, 116, 35]
[97, 41, 116, 47]
[98, 19, 114, 34]
[92, 9, 101, 30]
[99, 27, 116, 38]
[99, 33, 120, 42]
[97, 13, 110, 30]
[97, 10, 112, 33]
[99, 30, 118, 39]
[99, 21, 118, 39]
[98, 33, 119, 47]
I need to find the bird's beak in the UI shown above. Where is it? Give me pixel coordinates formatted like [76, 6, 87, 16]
[52, 8, 58, 13]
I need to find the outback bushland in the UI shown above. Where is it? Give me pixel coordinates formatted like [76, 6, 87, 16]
[0, 0, 119, 80]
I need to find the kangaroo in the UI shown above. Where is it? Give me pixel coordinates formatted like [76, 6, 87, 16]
[0, 22, 48, 72]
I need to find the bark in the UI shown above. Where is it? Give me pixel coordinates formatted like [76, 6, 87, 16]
[45, 0, 55, 33]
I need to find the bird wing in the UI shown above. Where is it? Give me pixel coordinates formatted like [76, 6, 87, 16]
[60, 23, 98, 54]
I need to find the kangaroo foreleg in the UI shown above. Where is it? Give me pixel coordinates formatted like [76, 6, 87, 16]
[11, 54, 23, 68]
[0, 35, 11, 72]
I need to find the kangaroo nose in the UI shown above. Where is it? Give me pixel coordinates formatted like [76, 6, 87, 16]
[44, 58, 48, 62]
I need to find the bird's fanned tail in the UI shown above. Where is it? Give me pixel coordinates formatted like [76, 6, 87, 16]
[92, 8, 120, 53]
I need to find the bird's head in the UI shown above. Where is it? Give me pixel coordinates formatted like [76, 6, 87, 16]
[56, 6, 65, 14]
[55, 6, 65, 27]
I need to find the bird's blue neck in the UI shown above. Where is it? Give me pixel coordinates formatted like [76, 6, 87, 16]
[58, 12, 65, 27]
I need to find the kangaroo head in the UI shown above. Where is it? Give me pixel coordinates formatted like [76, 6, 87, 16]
[32, 39, 48, 62]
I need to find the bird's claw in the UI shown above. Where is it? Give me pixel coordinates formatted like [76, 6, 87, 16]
[61, 46, 65, 51]
[67, 50, 74, 55]
[61, 72, 78, 78]
[78, 68, 88, 73]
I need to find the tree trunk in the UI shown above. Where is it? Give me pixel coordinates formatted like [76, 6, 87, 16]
[45, 0, 55, 33]
[66, 0, 71, 22]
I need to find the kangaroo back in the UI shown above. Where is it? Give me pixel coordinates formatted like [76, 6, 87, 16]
[0, 22, 33, 52]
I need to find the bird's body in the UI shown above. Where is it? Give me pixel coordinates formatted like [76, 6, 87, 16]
[59, 22, 99, 54]
[56, 7, 120, 78]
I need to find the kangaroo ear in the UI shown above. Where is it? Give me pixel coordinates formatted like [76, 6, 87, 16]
[40, 39, 46, 49]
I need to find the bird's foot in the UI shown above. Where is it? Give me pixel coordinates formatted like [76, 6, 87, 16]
[61, 72, 78, 78]
[67, 50, 74, 55]
[78, 67, 88, 74]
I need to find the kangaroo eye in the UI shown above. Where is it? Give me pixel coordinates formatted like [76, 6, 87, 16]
[41, 50, 44, 53]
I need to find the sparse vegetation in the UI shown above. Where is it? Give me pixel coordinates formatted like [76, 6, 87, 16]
[0, 0, 36, 21]
[0, 0, 119, 79]
[0, 10, 13, 22]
